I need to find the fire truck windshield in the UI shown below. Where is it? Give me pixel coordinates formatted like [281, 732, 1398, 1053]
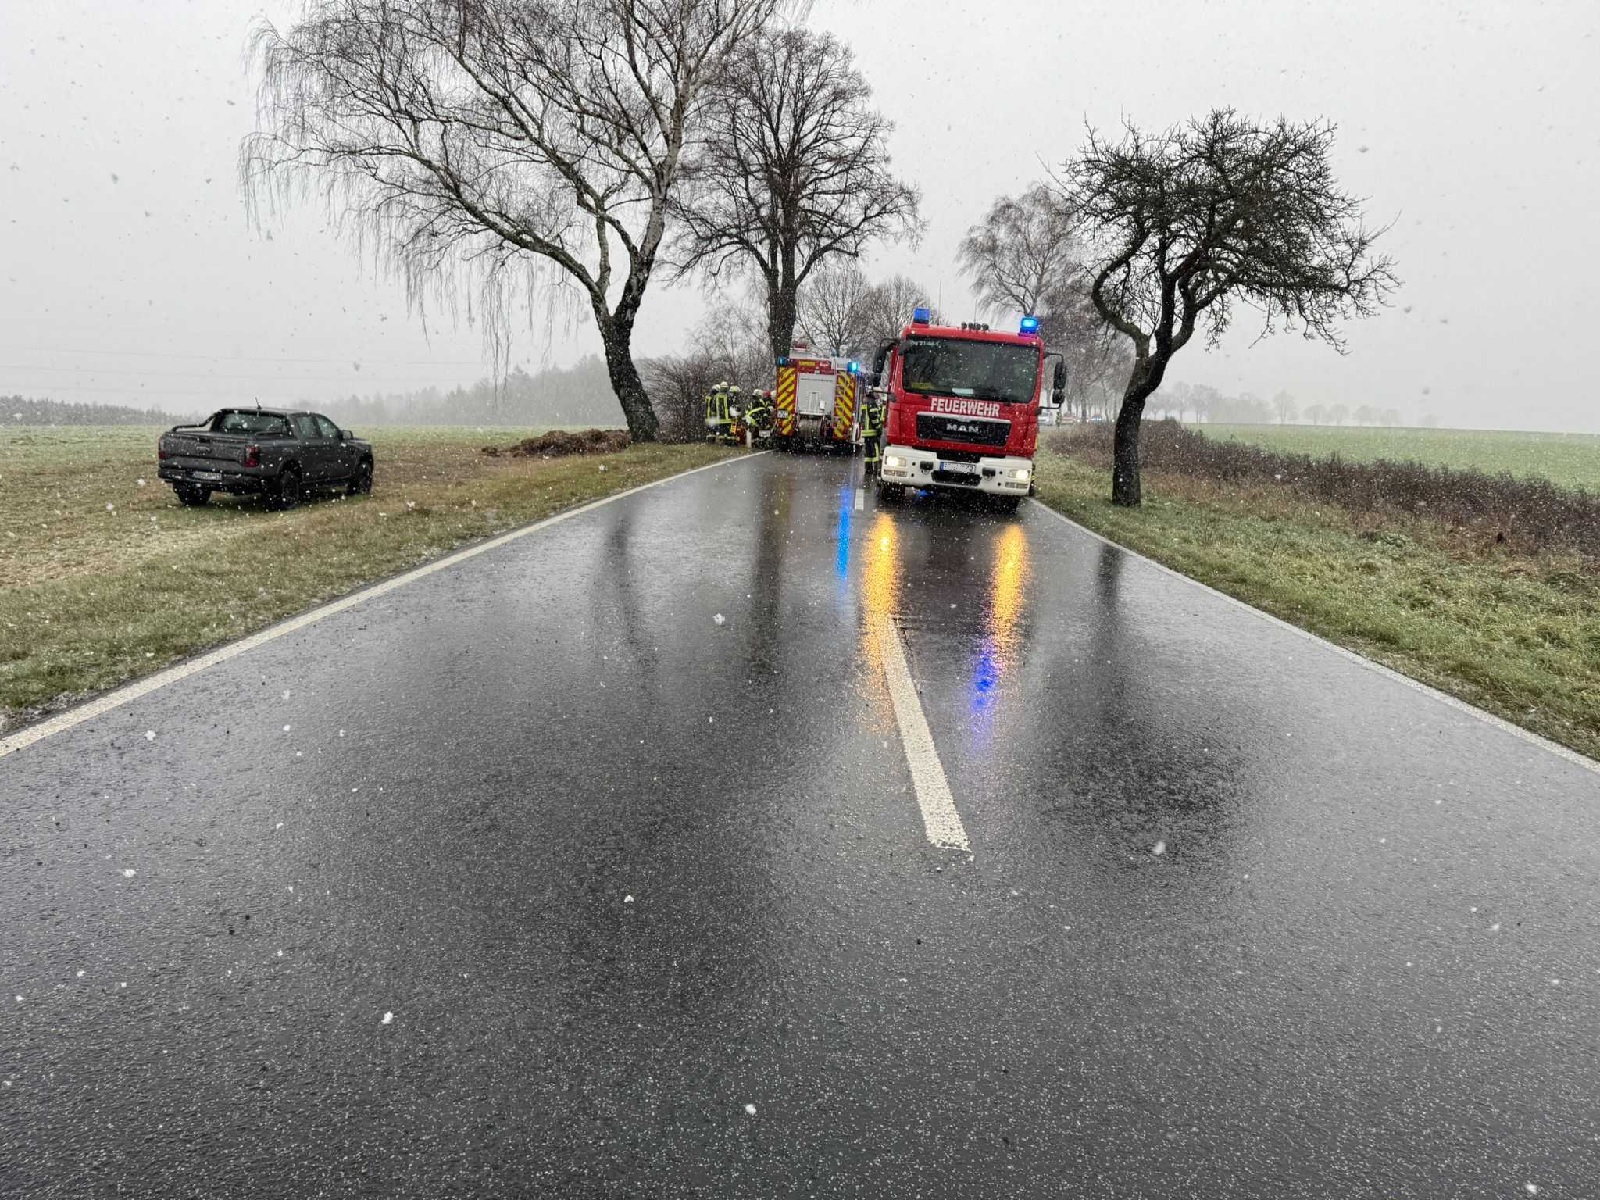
[899, 338, 1039, 406]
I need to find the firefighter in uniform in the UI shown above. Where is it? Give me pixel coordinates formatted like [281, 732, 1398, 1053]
[744, 389, 773, 440]
[726, 386, 746, 444]
[860, 387, 886, 476]
[704, 381, 733, 444]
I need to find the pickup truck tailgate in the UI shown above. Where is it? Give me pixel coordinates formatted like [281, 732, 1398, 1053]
[160, 432, 253, 466]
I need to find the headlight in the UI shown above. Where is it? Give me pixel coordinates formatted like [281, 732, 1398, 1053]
[884, 455, 906, 470]
[1012, 468, 1031, 481]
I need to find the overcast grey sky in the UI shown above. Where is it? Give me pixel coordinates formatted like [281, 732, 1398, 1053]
[2, 0, 1596, 430]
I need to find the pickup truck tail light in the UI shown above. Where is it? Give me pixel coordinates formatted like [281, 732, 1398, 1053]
[158, 448, 169, 460]
[243, 445, 260, 468]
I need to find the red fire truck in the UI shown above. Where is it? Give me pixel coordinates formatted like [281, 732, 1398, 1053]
[772, 347, 863, 453]
[869, 310, 1065, 512]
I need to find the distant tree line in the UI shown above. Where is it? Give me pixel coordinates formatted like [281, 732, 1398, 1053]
[1146, 384, 1409, 427]
[0, 397, 199, 426]
[321, 357, 625, 429]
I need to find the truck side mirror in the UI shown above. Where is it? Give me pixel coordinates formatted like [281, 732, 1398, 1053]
[1052, 361, 1069, 407]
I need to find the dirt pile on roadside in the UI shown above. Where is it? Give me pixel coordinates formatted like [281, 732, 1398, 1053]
[482, 429, 632, 459]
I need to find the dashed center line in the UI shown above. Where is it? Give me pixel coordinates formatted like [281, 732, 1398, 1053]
[853, 488, 865, 511]
[874, 615, 971, 855]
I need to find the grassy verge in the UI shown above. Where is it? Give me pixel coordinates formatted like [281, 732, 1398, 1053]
[1034, 451, 1600, 762]
[1197, 424, 1600, 490]
[1, 426, 738, 731]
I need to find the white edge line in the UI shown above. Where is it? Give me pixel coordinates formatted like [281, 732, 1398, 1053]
[875, 615, 972, 854]
[0, 453, 768, 762]
[1028, 499, 1600, 778]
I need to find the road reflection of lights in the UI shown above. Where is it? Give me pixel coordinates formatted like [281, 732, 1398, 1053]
[969, 524, 1032, 728]
[834, 487, 854, 582]
[859, 513, 901, 730]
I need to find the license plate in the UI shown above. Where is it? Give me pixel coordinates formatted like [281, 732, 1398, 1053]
[192, 471, 223, 482]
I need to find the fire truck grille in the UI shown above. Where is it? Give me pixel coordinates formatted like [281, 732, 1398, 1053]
[916, 413, 1011, 447]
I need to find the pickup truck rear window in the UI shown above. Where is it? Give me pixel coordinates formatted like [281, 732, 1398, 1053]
[212, 412, 291, 436]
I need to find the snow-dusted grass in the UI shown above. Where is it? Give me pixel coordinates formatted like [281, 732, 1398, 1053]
[1199, 424, 1600, 491]
[1034, 450, 1600, 762]
[0, 426, 736, 730]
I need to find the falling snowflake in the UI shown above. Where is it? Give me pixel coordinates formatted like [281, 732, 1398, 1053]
[624, 895, 635, 904]
[713, 614, 726, 626]
[382, 1012, 394, 1025]
[145, 731, 156, 741]
[122, 869, 137, 878]
[1152, 841, 1167, 856]
[744, 1104, 757, 1117]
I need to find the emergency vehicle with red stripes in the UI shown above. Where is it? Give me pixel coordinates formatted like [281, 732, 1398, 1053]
[771, 346, 864, 453]
[869, 309, 1066, 512]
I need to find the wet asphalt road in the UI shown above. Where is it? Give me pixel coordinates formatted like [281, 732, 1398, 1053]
[3, 451, 1599, 1199]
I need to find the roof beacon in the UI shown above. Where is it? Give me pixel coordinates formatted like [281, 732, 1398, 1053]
[912, 306, 932, 325]
[1020, 315, 1041, 337]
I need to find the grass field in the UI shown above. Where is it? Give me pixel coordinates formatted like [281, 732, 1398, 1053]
[1035, 450, 1600, 761]
[0, 426, 736, 730]
[1198, 425, 1600, 491]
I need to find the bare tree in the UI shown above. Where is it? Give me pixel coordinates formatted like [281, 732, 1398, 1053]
[643, 292, 769, 438]
[1329, 403, 1351, 425]
[672, 26, 921, 361]
[1049, 287, 1132, 421]
[1272, 389, 1299, 424]
[797, 261, 871, 356]
[1058, 110, 1397, 504]
[691, 292, 773, 388]
[1162, 380, 1192, 422]
[1379, 407, 1402, 427]
[1304, 402, 1327, 425]
[243, 0, 786, 442]
[852, 275, 938, 353]
[958, 184, 1082, 318]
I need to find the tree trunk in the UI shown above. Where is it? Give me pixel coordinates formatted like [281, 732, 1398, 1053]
[596, 306, 660, 443]
[1111, 360, 1166, 507]
[768, 285, 799, 362]
[1111, 392, 1145, 507]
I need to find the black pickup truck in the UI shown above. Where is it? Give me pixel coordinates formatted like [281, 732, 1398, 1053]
[158, 408, 374, 509]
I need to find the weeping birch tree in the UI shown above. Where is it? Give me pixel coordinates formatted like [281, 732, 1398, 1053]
[243, 0, 788, 441]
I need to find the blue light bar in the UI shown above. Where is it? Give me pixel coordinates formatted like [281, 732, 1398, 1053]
[912, 306, 932, 324]
[848, 361, 861, 374]
[1020, 315, 1041, 336]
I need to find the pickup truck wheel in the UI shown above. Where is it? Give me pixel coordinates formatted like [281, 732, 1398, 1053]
[268, 464, 302, 512]
[347, 458, 373, 496]
[175, 486, 211, 507]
